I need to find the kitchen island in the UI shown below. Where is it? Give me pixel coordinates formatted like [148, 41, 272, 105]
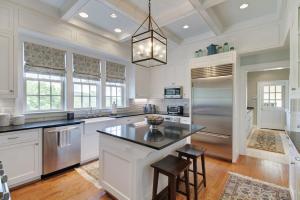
[97, 121, 204, 200]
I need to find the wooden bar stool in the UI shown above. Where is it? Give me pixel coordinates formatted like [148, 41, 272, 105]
[176, 144, 206, 200]
[151, 155, 191, 200]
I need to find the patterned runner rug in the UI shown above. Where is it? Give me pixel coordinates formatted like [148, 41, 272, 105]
[219, 172, 291, 200]
[75, 161, 102, 189]
[247, 129, 285, 154]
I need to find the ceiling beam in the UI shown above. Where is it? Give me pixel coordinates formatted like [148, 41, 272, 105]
[188, 0, 223, 35]
[60, 0, 90, 21]
[98, 0, 183, 44]
[202, 0, 227, 9]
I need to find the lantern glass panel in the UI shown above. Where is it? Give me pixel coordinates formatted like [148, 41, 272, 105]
[153, 37, 167, 62]
[132, 38, 153, 62]
[153, 31, 166, 44]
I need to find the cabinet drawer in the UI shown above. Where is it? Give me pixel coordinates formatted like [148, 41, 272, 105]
[0, 129, 39, 146]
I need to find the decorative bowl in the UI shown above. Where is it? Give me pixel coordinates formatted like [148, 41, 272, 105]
[145, 115, 164, 130]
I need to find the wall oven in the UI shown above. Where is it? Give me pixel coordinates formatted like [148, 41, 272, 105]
[164, 86, 183, 99]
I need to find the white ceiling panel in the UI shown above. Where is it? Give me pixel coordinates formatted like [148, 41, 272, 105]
[40, 0, 66, 8]
[127, 0, 188, 19]
[165, 12, 211, 39]
[74, 0, 139, 40]
[211, 0, 278, 28]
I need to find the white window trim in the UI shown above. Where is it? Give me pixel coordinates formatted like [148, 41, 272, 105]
[105, 82, 125, 108]
[24, 74, 65, 113]
[73, 78, 100, 110]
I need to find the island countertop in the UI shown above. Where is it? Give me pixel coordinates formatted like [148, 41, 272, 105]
[97, 121, 205, 150]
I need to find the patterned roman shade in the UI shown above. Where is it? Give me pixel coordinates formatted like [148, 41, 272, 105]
[24, 42, 66, 76]
[106, 61, 126, 83]
[73, 53, 101, 80]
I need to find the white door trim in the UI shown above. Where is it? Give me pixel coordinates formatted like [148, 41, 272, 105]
[257, 80, 289, 129]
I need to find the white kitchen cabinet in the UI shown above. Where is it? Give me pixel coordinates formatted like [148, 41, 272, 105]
[288, 137, 300, 200]
[0, 31, 14, 97]
[290, 4, 300, 96]
[135, 66, 150, 98]
[246, 110, 253, 138]
[0, 129, 42, 187]
[82, 116, 146, 163]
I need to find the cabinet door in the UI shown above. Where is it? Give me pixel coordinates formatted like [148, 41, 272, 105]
[82, 123, 101, 162]
[135, 66, 150, 98]
[0, 32, 14, 96]
[0, 141, 41, 187]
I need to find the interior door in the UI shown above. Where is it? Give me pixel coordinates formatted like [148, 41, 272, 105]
[257, 80, 288, 130]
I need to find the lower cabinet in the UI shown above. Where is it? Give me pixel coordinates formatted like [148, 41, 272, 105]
[0, 129, 42, 187]
[81, 116, 146, 163]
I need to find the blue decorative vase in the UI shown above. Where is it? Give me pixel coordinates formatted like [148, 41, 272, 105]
[207, 44, 218, 55]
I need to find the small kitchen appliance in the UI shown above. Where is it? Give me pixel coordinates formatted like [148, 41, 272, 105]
[167, 106, 184, 116]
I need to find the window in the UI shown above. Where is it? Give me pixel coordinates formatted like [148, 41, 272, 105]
[73, 78, 98, 109]
[263, 85, 283, 108]
[25, 73, 64, 112]
[105, 82, 124, 108]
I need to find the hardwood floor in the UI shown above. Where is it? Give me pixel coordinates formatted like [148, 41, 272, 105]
[11, 155, 288, 200]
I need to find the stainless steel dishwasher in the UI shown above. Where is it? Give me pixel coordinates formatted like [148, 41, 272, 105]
[43, 124, 81, 175]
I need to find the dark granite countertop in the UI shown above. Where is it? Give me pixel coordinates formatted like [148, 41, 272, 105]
[97, 122, 205, 150]
[0, 119, 83, 133]
[287, 131, 300, 153]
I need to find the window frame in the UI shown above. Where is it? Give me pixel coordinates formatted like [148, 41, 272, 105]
[262, 84, 284, 109]
[105, 82, 125, 108]
[24, 72, 65, 113]
[73, 78, 100, 109]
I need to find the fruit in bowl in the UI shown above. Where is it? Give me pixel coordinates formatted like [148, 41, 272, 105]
[145, 115, 164, 130]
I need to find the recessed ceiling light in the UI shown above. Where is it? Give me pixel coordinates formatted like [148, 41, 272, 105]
[183, 25, 189, 29]
[79, 12, 88, 18]
[240, 3, 248, 9]
[114, 28, 122, 33]
[110, 13, 117, 18]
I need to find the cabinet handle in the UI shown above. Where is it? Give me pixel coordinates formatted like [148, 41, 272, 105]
[35, 143, 39, 146]
[7, 137, 19, 140]
[291, 162, 295, 165]
[292, 88, 296, 91]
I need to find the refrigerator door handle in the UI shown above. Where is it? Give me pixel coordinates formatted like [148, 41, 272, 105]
[197, 131, 231, 139]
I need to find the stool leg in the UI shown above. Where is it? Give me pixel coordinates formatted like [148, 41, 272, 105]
[176, 154, 182, 192]
[201, 154, 206, 187]
[152, 169, 159, 200]
[193, 158, 198, 200]
[184, 169, 190, 200]
[169, 176, 176, 200]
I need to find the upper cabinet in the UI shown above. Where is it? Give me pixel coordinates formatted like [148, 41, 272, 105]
[129, 65, 150, 99]
[0, 31, 14, 97]
[290, 4, 300, 96]
[0, 2, 15, 98]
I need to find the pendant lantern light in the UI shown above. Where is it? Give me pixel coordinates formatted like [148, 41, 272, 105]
[131, 0, 167, 67]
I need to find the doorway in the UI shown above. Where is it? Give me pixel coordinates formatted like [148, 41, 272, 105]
[257, 80, 288, 130]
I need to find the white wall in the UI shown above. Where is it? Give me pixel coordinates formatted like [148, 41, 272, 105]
[149, 21, 286, 99]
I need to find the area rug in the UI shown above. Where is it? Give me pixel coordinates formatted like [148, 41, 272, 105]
[247, 129, 285, 154]
[75, 161, 102, 189]
[219, 172, 291, 200]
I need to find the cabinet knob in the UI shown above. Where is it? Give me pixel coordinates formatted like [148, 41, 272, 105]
[9, 89, 13, 93]
[35, 143, 39, 146]
[292, 88, 296, 91]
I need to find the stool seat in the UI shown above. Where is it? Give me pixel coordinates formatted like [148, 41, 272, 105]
[151, 155, 191, 176]
[176, 144, 205, 158]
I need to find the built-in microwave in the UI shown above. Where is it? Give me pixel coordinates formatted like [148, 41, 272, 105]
[164, 86, 183, 99]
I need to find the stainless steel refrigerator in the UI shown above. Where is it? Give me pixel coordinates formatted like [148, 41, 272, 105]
[191, 64, 233, 161]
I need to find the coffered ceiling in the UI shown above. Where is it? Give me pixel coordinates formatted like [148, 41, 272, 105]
[39, 0, 283, 44]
